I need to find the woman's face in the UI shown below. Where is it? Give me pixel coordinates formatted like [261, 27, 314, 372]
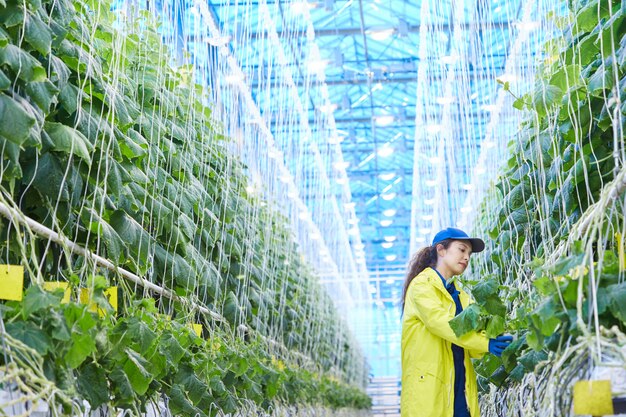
[437, 240, 472, 276]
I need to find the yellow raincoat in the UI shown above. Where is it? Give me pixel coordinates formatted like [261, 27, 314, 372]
[401, 267, 490, 417]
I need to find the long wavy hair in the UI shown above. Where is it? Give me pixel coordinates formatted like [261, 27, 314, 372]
[401, 239, 453, 311]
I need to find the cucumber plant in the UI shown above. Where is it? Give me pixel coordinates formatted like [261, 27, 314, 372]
[451, 0, 626, 389]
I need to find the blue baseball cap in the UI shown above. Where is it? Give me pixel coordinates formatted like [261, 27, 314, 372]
[432, 227, 485, 253]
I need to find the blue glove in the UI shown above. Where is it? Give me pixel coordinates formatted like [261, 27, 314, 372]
[488, 335, 513, 357]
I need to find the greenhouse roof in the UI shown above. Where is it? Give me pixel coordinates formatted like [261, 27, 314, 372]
[204, 0, 526, 270]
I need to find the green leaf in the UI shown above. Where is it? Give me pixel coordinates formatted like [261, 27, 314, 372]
[518, 349, 548, 372]
[79, 208, 126, 262]
[25, 152, 70, 201]
[24, 11, 52, 55]
[25, 80, 59, 112]
[488, 365, 508, 387]
[575, 0, 609, 33]
[123, 348, 153, 395]
[0, 135, 22, 179]
[58, 83, 80, 114]
[48, 54, 70, 89]
[25, 0, 41, 11]
[57, 39, 101, 75]
[504, 182, 530, 209]
[109, 210, 151, 267]
[473, 280, 507, 316]
[0, 44, 47, 82]
[232, 356, 249, 377]
[111, 91, 134, 127]
[99, 220, 126, 263]
[126, 317, 157, 353]
[223, 291, 242, 325]
[532, 84, 563, 117]
[549, 64, 582, 92]
[0, 5, 25, 29]
[159, 332, 185, 368]
[486, 315, 505, 338]
[482, 296, 507, 316]
[109, 367, 134, 401]
[22, 285, 62, 318]
[501, 335, 525, 371]
[48, 309, 71, 341]
[210, 376, 227, 395]
[531, 299, 561, 337]
[526, 326, 543, 351]
[588, 65, 613, 95]
[449, 303, 482, 337]
[127, 128, 148, 148]
[508, 363, 526, 382]
[65, 333, 96, 368]
[63, 302, 97, 332]
[175, 365, 209, 404]
[533, 276, 557, 296]
[153, 244, 195, 292]
[77, 362, 109, 408]
[0, 93, 37, 145]
[546, 252, 584, 276]
[512, 97, 525, 110]
[472, 279, 499, 301]
[597, 12, 626, 57]
[606, 282, 626, 323]
[5, 321, 51, 354]
[74, 104, 114, 141]
[119, 132, 147, 159]
[0, 68, 10, 90]
[169, 384, 204, 417]
[595, 286, 608, 315]
[106, 160, 123, 196]
[124, 162, 149, 184]
[44, 121, 94, 163]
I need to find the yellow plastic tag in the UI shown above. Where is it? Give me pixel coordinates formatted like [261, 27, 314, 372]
[42, 282, 71, 303]
[573, 380, 614, 415]
[189, 323, 202, 337]
[0, 265, 24, 301]
[80, 287, 118, 316]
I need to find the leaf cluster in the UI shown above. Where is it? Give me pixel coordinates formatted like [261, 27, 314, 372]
[1, 289, 371, 413]
[455, 0, 626, 388]
[0, 0, 369, 410]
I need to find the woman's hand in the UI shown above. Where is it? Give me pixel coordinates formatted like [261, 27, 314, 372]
[488, 335, 513, 357]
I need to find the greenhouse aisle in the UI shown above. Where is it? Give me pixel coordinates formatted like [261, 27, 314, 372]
[2, 0, 626, 416]
[367, 377, 401, 417]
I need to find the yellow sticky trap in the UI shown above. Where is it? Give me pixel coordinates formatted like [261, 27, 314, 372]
[104, 287, 118, 313]
[80, 287, 118, 316]
[573, 380, 614, 416]
[79, 288, 91, 306]
[189, 323, 202, 337]
[42, 282, 71, 303]
[0, 265, 24, 301]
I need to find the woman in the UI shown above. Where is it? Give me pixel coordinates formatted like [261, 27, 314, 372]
[400, 227, 512, 417]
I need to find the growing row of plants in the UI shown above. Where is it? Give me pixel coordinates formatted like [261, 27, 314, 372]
[0, 0, 369, 412]
[1, 283, 370, 415]
[450, 0, 626, 390]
